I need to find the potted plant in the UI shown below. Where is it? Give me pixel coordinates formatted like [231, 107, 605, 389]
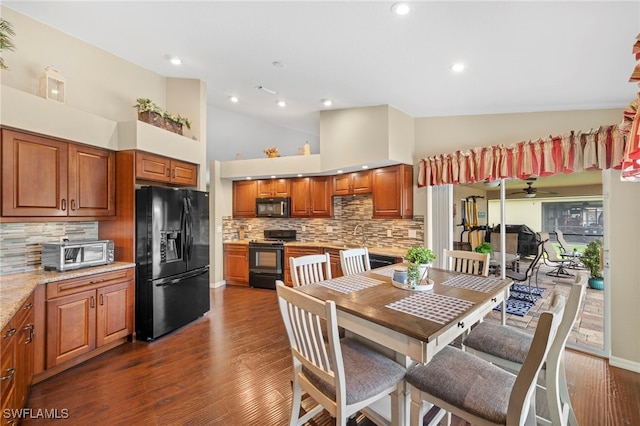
[475, 242, 492, 254]
[133, 98, 191, 135]
[581, 239, 604, 290]
[405, 246, 436, 286]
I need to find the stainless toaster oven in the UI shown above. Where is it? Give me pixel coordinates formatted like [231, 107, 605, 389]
[41, 240, 115, 272]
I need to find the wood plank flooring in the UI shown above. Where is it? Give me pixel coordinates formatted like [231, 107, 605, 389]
[24, 286, 640, 425]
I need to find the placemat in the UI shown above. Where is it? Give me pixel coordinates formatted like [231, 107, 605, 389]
[440, 274, 504, 293]
[370, 265, 402, 277]
[316, 275, 384, 294]
[386, 293, 474, 324]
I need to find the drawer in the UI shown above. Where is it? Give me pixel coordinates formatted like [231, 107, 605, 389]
[0, 334, 15, 404]
[47, 268, 134, 299]
[11, 293, 35, 331]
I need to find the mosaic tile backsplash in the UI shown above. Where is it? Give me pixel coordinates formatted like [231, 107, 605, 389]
[0, 222, 98, 275]
[223, 194, 424, 249]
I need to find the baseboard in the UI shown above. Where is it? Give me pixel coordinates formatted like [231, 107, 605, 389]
[609, 355, 640, 373]
[210, 280, 226, 288]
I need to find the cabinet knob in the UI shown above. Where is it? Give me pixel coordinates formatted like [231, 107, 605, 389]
[71, 199, 76, 211]
[90, 296, 95, 308]
[23, 324, 35, 344]
[1, 368, 15, 381]
[3, 328, 16, 339]
[61, 199, 67, 211]
[100, 294, 104, 306]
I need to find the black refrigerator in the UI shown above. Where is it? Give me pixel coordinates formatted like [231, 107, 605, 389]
[135, 186, 210, 340]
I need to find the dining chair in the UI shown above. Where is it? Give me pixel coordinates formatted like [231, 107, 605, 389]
[462, 273, 587, 426]
[289, 253, 332, 287]
[443, 249, 490, 277]
[339, 247, 371, 276]
[276, 281, 406, 426]
[505, 237, 545, 301]
[490, 232, 519, 256]
[539, 232, 574, 278]
[406, 290, 566, 426]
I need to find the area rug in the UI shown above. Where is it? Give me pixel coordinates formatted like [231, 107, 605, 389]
[493, 285, 545, 317]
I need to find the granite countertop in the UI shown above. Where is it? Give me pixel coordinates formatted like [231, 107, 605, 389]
[224, 239, 406, 258]
[0, 262, 135, 330]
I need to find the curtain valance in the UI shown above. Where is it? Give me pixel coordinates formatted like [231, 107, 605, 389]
[417, 125, 623, 187]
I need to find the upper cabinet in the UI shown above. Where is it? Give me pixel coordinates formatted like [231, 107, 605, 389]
[233, 180, 257, 218]
[135, 151, 197, 187]
[333, 170, 371, 196]
[1, 129, 115, 219]
[372, 164, 413, 219]
[291, 176, 332, 218]
[257, 178, 290, 198]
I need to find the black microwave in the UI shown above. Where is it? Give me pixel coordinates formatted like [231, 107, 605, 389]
[256, 197, 290, 218]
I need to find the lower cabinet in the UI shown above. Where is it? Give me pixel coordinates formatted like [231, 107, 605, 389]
[1, 294, 35, 425]
[325, 249, 343, 279]
[45, 268, 134, 369]
[284, 246, 324, 286]
[223, 244, 249, 286]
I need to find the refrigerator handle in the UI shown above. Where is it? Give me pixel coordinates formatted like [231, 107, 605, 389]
[181, 198, 188, 262]
[186, 197, 194, 261]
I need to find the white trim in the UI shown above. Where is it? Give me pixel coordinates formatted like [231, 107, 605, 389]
[210, 280, 226, 288]
[609, 356, 640, 373]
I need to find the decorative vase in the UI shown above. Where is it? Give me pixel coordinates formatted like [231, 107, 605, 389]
[138, 111, 183, 135]
[418, 263, 431, 281]
[588, 277, 604, 290]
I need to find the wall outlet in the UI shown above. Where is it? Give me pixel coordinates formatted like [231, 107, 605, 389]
[408, 230, 417, 238]
[387, 230, 393, 237]
[326, 226, 333, 233]
[302, 225, 306, 232]
[247, 224, 252, 231]
[59, 235, 68, 242]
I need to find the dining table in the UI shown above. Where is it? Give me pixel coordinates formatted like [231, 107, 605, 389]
[294, 265, 513, 426]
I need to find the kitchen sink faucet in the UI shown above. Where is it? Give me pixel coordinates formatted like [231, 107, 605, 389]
[353, 224, 367, 246]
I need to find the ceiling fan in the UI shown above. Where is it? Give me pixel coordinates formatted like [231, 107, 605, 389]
[508, 177, 557, 198]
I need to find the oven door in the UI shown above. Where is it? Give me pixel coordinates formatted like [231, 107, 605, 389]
[249, 245, 283, 274]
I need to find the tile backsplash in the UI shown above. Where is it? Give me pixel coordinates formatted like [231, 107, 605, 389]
[0, 222, 98, 275]
[223, 194, 424, 249]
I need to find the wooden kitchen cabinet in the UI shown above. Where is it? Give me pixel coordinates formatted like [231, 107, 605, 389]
[45, 268, 133, 369]
[372, 164, 413, 219]
[333, 170, 372, 196]
[324, 248, 343, 279]
[256, 178, 290, 198]
[135, 151, 198, 186]
[223, 244, 249, 286]
[290, 176, 332, 218]
[284, 246, 324, 286]
[1, 294, 35, 424]
[232, 180, 257, 218]
[1, 128, 115, 219]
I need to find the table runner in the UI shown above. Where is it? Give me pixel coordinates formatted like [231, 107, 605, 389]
[315, 275, 384, 294]
[386, 293, 474, 324]
[440, 274, 503, 293]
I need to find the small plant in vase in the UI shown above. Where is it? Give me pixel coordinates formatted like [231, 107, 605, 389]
[581, 239, 604, 290]
[405, 246, 436, 287]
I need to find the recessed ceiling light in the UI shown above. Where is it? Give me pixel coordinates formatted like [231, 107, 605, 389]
[391, 2, 411, 16]
[276, 99, 286, 107]
[362, 165, 369, 169]
[270, 175, 276, 179]
[337, 170, 344, 174]
[451, 63, 465, 73]
[245, 176, 252, 180]
[169, 56, 182, 66]
[229, 95, 239, 103]
[297, 174, 303, 177]
[321, 98, 332, 107]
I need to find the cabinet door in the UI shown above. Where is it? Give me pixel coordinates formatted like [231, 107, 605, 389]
[1, 129, 68, 217]
[332, 174, 352, 196]
[290, 178, 310, 217]
[232, 181, 257, 218]
[135, 152, 171, 183]
[15, 307, 34, 410]
[325, 249, 343, 279]
[272, 179, 291, 197]
[351, 170, 372, 194]
[68, 144, 115, 217]
[46, 290, 96, 368]
[256, 180, 273, 198]
[309, 176, 332, 217]
[223, 244, 249, 285]
[372, 164, 413, 219]
[170, 159, 198, 186]
[96, 281, 133, 347]
[1, 320, 16, 421]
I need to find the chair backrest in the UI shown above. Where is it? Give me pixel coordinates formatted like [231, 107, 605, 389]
[490, 232, 519, 255]
[275, 280, 345, 411]
[539, 232, 564, 262]
[289, 253, 332, 287]
[339, 247, 371, 276]
[508, 290, 566, 425]
[517, 237, 546, 280]
[442, 249, 490, 276]
[554, 229, 570, 253]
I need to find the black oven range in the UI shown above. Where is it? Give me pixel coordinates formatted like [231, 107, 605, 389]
[248, 229, 297, 289]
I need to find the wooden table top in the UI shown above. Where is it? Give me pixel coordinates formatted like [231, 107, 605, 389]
[295, 267, 512, 344]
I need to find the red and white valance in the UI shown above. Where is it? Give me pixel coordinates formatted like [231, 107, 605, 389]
[417, 125, 624, 187]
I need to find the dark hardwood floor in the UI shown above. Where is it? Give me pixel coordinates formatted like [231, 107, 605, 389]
[24, 286, 640, 425]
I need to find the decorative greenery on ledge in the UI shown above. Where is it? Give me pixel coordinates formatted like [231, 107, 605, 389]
[0, 18, 16, 70]
[133, 98, 191, 129]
